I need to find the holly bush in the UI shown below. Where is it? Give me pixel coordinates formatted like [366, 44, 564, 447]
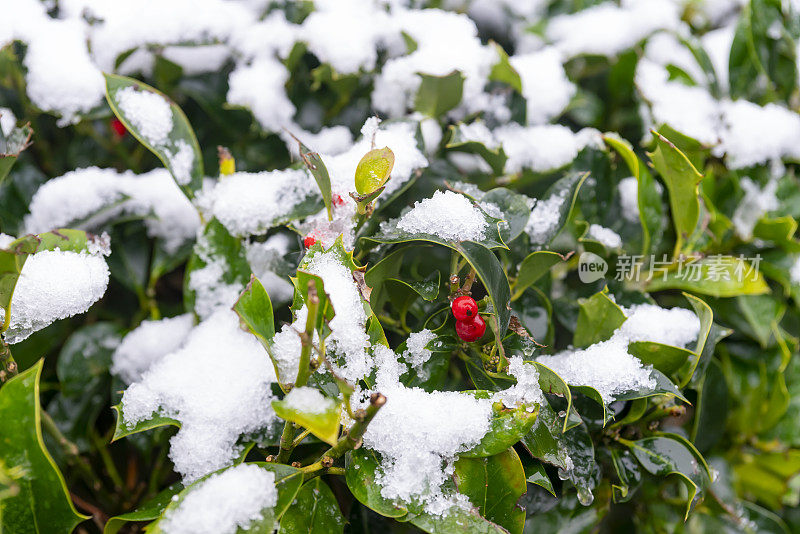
[1, 1, 800, 533]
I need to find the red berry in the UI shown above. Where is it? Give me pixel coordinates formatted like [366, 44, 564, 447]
[304, 236, 316, 248]
[111, 118, 127, 138]
[451, 296, 478, 321]
[332, 193, 346, 206]
[456, 314, 486, 342]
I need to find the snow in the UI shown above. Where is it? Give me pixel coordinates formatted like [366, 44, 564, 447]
[635, 59, 722, 145]
[77, 0, 255, 72]
[3, 249, 110, 344]
[455, 121, 498, 149]
[494, 356, 544, 411]
[244, 236, 294, 304]
[732, 178, 779, 240]
[188, 260, 244, 321]
[111, 314, 195, 384]
[372, 9, 495, 118]
[618, 177, 640, 222]
[160, 464, 277, 534]
[306, 250, 371, 382]
[24, 167, 200, 253]
[283, 126, 353, 158]
[229, 11, 297, 60]
[121, 309, 278, 482]
[547, 0, 681, 58]
[21, 18, 105, 123]
[620, 304, 700, 347]
[300, 0, 395, 74]
[0, 234, 15, 249]
[396, 190, 488, 242]
[361, 383, 493, 515]
[587, 224, 623, 249]
[202, 169, 318, 236]
[282, 386, 335, 414]
[24, 168, 123, 233]
[270, 246, 371, 384]
[0, 108, 15, 136]
[715, 100, 800, 169]
[790, 256, 800, 285]
[168, 140, 195, 185]
[536, 332, 656, 403]
[226, 58, 295, 133]
[526, 191, 568, 245]
[495, 124, 590, 174]
[116, 86, 174, 146]
[403, 329, 436, 371]
[511, 48, 576, 124]
[536, 301, 701, 401]
[358, 343, 545, 515]
[373, 344, 409, 390]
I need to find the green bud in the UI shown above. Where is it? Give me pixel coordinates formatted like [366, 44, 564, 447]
[354, 147, 394, 195]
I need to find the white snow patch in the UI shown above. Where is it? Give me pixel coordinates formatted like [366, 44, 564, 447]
[536, 332, 656, 403]
[160, 464, 277, 534]
[587, 224, 622, 249]
[547, 0, 681, 58]
[618, 176, 640, 223]
[202, 169, 317, 236]
[511, 47, 575, 124]
[283, 387, 335, 414]
[121, 309, 278, 482]
[620, 304, 700, 347]
[3, 250, 109, 344]
[116, 87, 174, 146]
[396, 190, 487, 242]
[112, 314, 195, 384]
[731, 178, 779, 240]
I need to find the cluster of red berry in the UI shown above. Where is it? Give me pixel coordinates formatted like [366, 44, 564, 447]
[452, 295, 485, 342]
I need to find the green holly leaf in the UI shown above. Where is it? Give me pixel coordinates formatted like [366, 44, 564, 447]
[346, 448, 410, 520]
[608, 448, 641, 503]
[104, 73, 203, 198]
[445, 123, 507, 175]
[532, 172, 590, 246]
[185, 218, 251, 314]
[604, 132, 664, 256]
[646, 256, 769, 297]
[573, 288, 626, 348]
[648, 130, 703, 254]
[104, 483, 183, 534]
[272, 389, 342, 446]
[0, 360, 88, 533]
[0, 122, 32, 186]
[296, 138, 333, 220]
[234, 275, 276, 350]
[522, 405, 597, 506]
[453, 447, 527, 534]
[278, 478, 346, 534]
[111, 402, 180, 442]
[488, 41, 522, 93]
[415, 71, 464, 118]
[461, 391, 539, 458]
[622, 435, 710, 519]
[519, 454, 555, 496]
[410, 507, 508, 534]
[513, 251, 568, 300]
[627, 342, 692, 376]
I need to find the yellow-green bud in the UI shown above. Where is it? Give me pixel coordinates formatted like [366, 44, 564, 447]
[354, 147, 394, 195]
[218, 146, 235, 176]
